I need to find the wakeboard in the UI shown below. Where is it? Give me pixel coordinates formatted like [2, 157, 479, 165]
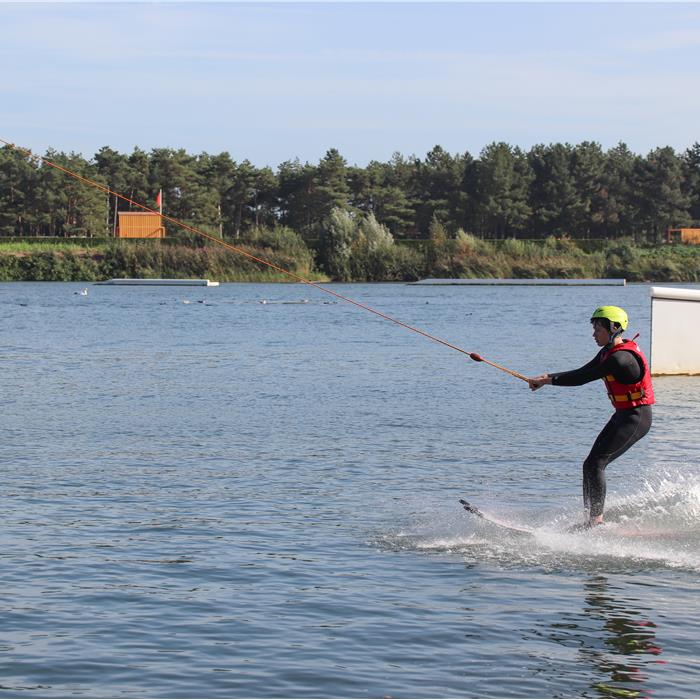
[459, 499, 534, 535]
[459, 499, 681, 539]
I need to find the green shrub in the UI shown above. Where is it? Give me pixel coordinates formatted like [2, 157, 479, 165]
[2, 234, 700, 283]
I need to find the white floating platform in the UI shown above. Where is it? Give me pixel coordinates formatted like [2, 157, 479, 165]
[650, 286, 700, 375]
[97, 278, 219, 287]
[410, 278, 626, 286]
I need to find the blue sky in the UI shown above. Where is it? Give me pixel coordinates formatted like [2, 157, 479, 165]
[2, 2, 700, 166]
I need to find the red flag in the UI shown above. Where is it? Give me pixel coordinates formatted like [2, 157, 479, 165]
[156, 190, 162, 213]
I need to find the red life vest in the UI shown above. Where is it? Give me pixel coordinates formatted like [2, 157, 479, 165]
[601, 339, 655, 410]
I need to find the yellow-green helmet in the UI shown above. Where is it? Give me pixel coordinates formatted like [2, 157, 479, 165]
[591, 305, 628, 330]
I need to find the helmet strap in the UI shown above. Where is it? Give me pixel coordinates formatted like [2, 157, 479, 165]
[608, 326, 623, 346]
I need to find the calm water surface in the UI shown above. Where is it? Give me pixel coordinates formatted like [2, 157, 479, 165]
[1, 281, 699, 698]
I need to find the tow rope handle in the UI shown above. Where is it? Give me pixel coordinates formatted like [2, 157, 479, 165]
[469, 353, 529, 383]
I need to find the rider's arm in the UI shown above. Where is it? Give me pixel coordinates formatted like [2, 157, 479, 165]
[551, 350, 642, 387]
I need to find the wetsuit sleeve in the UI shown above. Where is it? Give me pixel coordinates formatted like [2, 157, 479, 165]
[550, 350, 643, 386]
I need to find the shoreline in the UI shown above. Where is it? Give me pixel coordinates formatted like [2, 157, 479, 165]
[1, 238, 699, 284]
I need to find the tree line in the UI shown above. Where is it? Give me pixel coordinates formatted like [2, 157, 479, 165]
[1, 141, 700, 243]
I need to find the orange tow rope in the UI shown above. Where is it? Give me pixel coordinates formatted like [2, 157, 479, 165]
[0, 137, 529, 383]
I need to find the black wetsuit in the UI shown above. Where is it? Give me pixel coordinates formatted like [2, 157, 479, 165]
[550, 349, 652, 518]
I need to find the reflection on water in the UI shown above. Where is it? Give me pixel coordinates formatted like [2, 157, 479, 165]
[547, 576, 665, 699]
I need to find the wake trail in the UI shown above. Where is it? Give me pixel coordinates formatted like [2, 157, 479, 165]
[377, 467, 700, 572]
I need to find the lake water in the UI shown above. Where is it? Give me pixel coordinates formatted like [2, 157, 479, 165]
[1, 280, 699, 698]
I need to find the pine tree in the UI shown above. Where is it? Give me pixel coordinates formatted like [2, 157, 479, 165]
[277, 159, 318, 237]
[570, 141, 606, 237]
[477, 142, 532, 238]
[527, 143, 577, 237]
[412, 146, 466, 236]
[636, 147, 691, 243]
[314, 148, 350, 221]
[0, 146, 36, 236]
[600, 143, 639, 239]
[682, 143, 700, 223]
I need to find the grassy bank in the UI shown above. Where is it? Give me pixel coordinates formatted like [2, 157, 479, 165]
[421, 235, 700, 283]
[0, 231, 322, 283]
[1, 236, 699, 283]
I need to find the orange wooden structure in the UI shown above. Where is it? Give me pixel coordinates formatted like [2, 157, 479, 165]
[117, 212, 165, 238]
[667, 228, 700, 244]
